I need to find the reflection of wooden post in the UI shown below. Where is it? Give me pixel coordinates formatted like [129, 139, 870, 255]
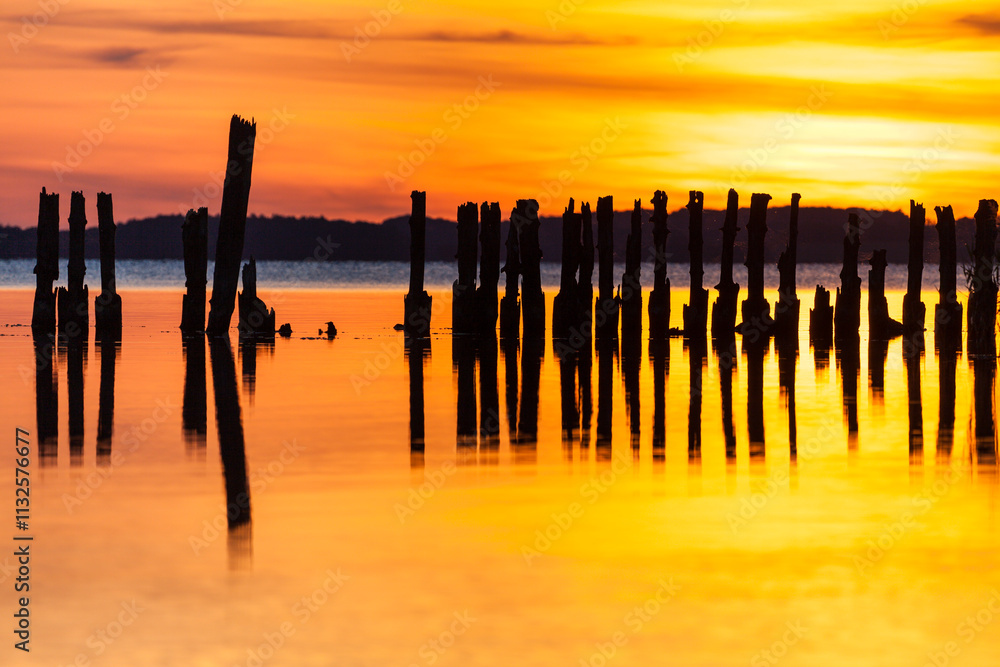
[31, 188, 59, 335]
[834, 213, 862, 342]
[237, 257, 276, 337]
[595, 196, 619, 340]
[968, 199, 998, 357]
[477, 202, 501, 337]
[57, 191, 89, 340]
[774, 193, 800, 342]
[933, 205, 961, 347]
[902, 200, 926, 334]
[740, 193, 772, 339]
[95, 192, 122, 340]
[648, 191, 670, 339]
[553, 198, 581, 339]
[809, 285, 833, 347]
[518, 199, 545, 340]
[621, 200, 643, 341]
[868, 249, 902, 340]
[453, 202, 478, 334]
[207, 115, 256, 335]
[404, 191, 432, 338]
[578, 202, 594, 340]
[711, 189, 739, 339]
[181, 207, 209, 333]
[684, 191, 708, 338]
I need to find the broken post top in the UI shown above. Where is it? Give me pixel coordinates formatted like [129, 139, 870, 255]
[34, 188, 59, 283]
[869, 248, 888, 270]
[479, 201, 501, 290]
[596, 195, 615, 298]
[456, 201, 478, 288]
[501, 211, 520, 295]
[67, 191, 87, 292]
[580, 201, 594, 285]
[241, 257, 258, 300]
[687, 190, 704, 211]
[96, 192, 116, 294]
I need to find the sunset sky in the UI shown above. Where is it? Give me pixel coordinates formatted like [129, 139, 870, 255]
[2, 0, 999, 227]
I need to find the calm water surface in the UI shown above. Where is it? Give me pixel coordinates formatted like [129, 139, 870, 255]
[0, 281, 998, 666]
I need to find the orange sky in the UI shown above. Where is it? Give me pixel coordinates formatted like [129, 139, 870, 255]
[2, 0, 999, 227]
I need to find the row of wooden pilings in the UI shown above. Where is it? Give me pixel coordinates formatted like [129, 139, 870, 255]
[404, 189, 999, 356]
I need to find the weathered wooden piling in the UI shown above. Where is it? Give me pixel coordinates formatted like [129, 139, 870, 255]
[57, 191, 89, 339]
[477, 202, 501, 337]
[711, 189, 740, 340]
[648, 191, 670, 339]
[739, 193, 772, 339]
[453, 202, 479, 335]
[206, 115, 256, 336]
[578, 202, 594, 340]
[180, 207, 208, 334]
[967, 199, 998, 357]
[518, 199, 545, 340]
[237, 257, 275, 337]
[621, 200, 643, 341]
[595, 196, 619, 340]
[684, 191, 709, 338]
[499, 209, 521, 339]
[32, 188, 59, 335]
[834, 213, 862, 342]
[94, 192, 122, 340]
[553, 198, 581, 339]
[902, 200, 926, 334]
[868, 249, 903, 340]
[774, 193, 801, 342]
[810, 286, 833, 346]
[404, 191, 433, 338]
[934, 205, 961, 346]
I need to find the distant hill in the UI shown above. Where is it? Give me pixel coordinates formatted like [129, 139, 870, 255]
[0, 206, 979, 265]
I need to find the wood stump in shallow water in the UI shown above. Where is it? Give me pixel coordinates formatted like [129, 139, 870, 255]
[834, 213, 862, 344]
[933, 205, 961, 349]
[31, 188, 59, 336]
[648, 190, 670, 340]
[237, 258, 275, 337]
[967, 199, 998, 358]
[95, 192, 122, 341]
[902, 200, 926, 336]
[452, 202, 478, 335]
[868, 249, 903, 341]
[774, 193, 801, 344]
[711, 189, 739, 340]
[594, 196, 619, 341]
[57, 191, 89, 341]
[404, 191, 432, 338]
[683, 191, 708, 339]
[181, 207, 209, 334]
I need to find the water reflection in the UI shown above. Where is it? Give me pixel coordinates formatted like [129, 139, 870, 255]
[96, 338, 119, 463]
[650, 339, 669, 463]
[622, 337, 641, 458]
[972, 356, 996, 469]
[776, 335, 797, 460]
[837, 335, 860, 448]
[905, 336, 924, 467]
[454, 337, 477, 459]
[745, 340, 765, 461]
[501, 338, 519, 453]
[596, 338, 617, 460]
[937, 345, 957, 461]
[33, 334, 57, 465]
[183, 336, 207, 452]
[239, 338, 274, 405]
[715, 337, 737, 462]
[406, 338, 429, 468]
[515, 338, 543, 463]
[868, 337, 887, 409]
[478, 337, 500, 465]
[556, 341, 579, 454]
[65, 337, 86, 466]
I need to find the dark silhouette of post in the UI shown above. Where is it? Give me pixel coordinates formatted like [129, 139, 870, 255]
[578, 335, 593, 446]
[553, 198, 581, 340]
[903, 200, 926, 334]
[58, 191, 89, 340]
[477, 202, 501, 337]
[834, 213, 862, 343]
[96, 339, 118, 462]
[516, 338, 542, 460]
[906, 344, 923, 466]
[407, 339, 428, 466]
[557, 344, 579, 442]
[94, 192, 122, 340]
[967, 199, 998, 358]
[937, 347, 956, 460]
[182, 336, 207, 449]
[623, 337, 640, 456]
[774, 193, 801, 343]
[518, 200, 545, 340]
[32, 189, 59, 335]
[712, 189, 740, 340]
[453, 202, 478, 335]
[838, 336, 860, 438]
[207, 115, 257, 336]
[869, 337, 887, 405]
[868, 249, 903, 340]
[809, 285, 833, 348]
[66, 337, 85, 465]
[934, 205, 961, 348]
[972, 356, 996, 466]
[688, 342, 704, 461]
[405, 191, 433, 338]
[650, 339, 668, 462]
[747, 342, 765, 460]
[621, 200, 643, 342]
[719, 344, 736, 461]
[777, 334, 797, 459]
[499, 207, 521, 339]
[648, 191, 670, 339]
[33, 335, 58, 464]
[596, 339, 616, 459]
[501, 339, 519, 446]
[740, 193, 773, 338]
[454, 337, 477, 452]
[180, 207, 208, 334]
[684, 191, 708, 338]
[478, 337, 500, 451]
[238, 258, 275, 337]
[595, 196, 619, 341]
[578, 202, 595, 341]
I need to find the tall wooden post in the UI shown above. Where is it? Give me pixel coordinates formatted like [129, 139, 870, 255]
[774, 193, 800, 342]
[967, 199, 998, 357]
[620, 199, 643, 341]
[404, 191, 432, 338]
[499, 206, 521, 339]
[595, 196, 619, 340]
[31, 188, 59, 335]
[683, 191, 708, 338]
[933, 205, 961, 347]
[94, 192, 122, 340]
[453, 202, 478, 334]
[868, 249, 902, 340]
[902, 200, 926, 335]
[834, 213, 862, 343]
[181, 207, 209, 333]
[207, 115, 256, 336]
[518, 199, 545, 340]
[740, 192, 772, 339]
[578, 201, 594, 340]
[648, 191, 670, 339]
[712, 189, 740, 340]
[477, 202, 501, 337]
[57, 191, 89, 340]
[553, 198, 581, 339]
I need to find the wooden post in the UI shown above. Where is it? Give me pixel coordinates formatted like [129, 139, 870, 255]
[452, 202, 478, 335]
[404, 191, 432, 338]
[809, 285, 833, 347]
[94, 192, 122, 340]
[180, 207, 209, 333]
[868, 249, 903, 340]
[553, 198, 581, 339]
[578, 202, 594, 340]
[934, 205, 961, 347]
[621, 199, 643, 341]
[477, 202, 501, 337]
[595, 196, 619, 340]
[739, 193, 772, 339]
[648, 190, 670, 339]
[711, 189, 740, 340]
[207, 115, 256, 336]
[902, 200, 926, 334]
[834, 213, 862, 343]
[968, 199, 998, 357]
[237, 257, 275, 337]
[774, 193, 801, 342]
[499, 207, 521, 339]
[683, 191, 708, 339]
[31, 188, 59, 335]
[518, 199, 545, 340]
[57, 191, 89, 340]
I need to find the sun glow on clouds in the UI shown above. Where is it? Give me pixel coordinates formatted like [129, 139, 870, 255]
[0, 0, 998, 227]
